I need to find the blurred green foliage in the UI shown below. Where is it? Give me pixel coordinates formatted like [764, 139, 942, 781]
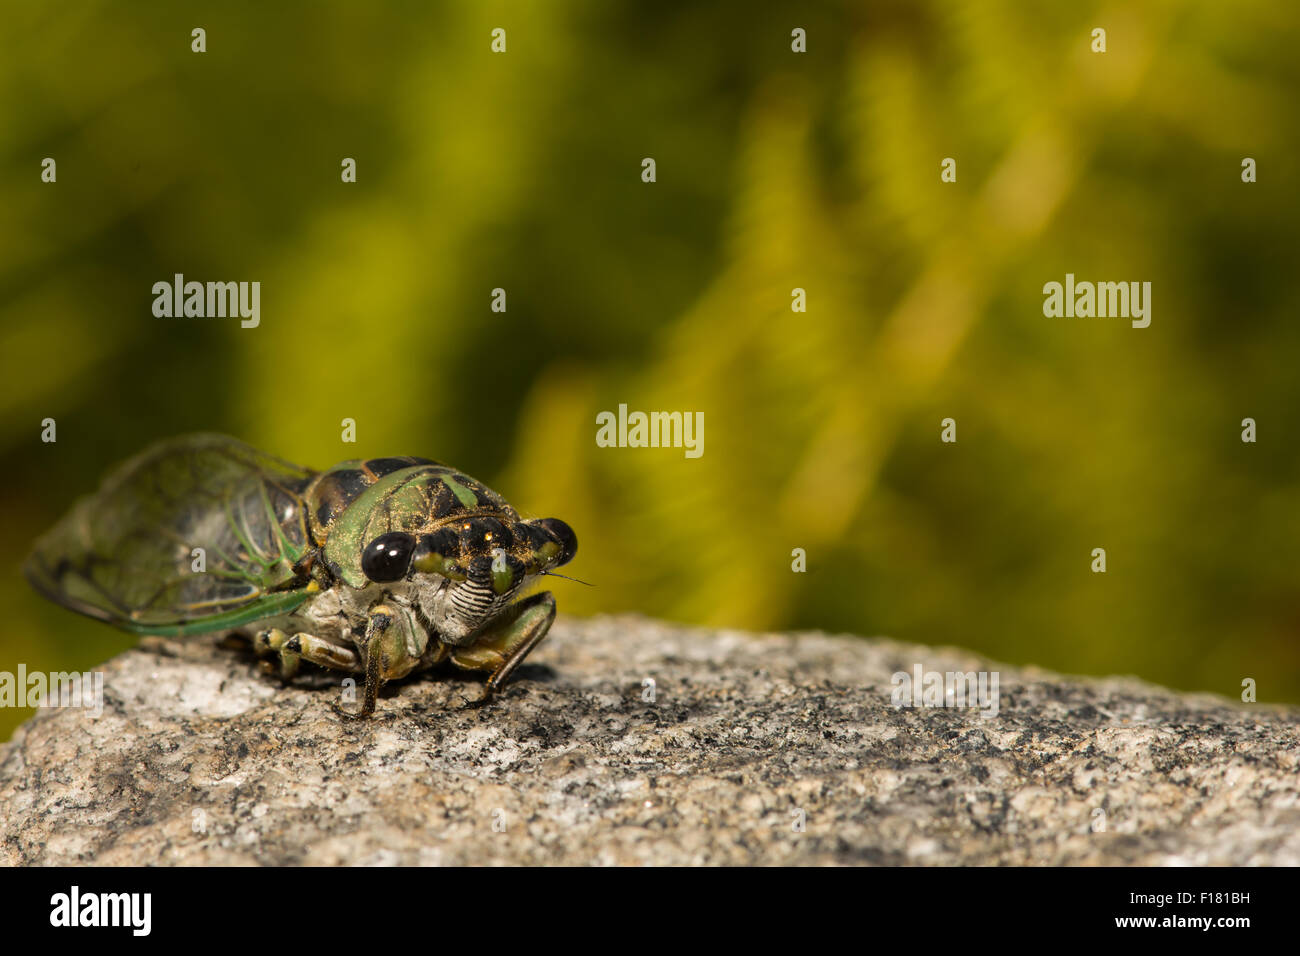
[3, 1, 1299, 740]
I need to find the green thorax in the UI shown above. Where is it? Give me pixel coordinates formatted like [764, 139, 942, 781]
[308, 458, 519, 588]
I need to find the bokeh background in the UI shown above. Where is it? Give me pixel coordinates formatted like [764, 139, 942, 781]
[2, 1, 1298, 740]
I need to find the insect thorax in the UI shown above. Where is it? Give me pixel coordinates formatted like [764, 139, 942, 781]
[304, 460, 513, 580]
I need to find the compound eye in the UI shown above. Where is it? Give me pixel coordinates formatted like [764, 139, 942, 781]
[537, 518, 578, 567]
[361, 532, 416, 583]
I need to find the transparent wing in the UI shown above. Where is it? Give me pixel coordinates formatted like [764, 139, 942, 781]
[25, 434, 319, 635]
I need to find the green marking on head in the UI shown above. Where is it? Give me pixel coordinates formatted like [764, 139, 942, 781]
[490, 548, 524, 595]
[441, 475, 480, 510]
[411, 528, 466, 581]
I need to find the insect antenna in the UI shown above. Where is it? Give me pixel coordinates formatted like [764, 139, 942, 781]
[539, 569, 594, 587]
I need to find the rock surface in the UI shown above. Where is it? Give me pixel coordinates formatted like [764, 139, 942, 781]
[1, 614, 1297, 865]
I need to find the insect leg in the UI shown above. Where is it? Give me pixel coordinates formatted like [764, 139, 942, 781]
[335, 636, 383, 721]
[450, 591, 556, 706]
[253, 627, 300, 680]
[334, 603, 426, 720]
[255, 627, 359, 680]
[287, 632, 360, 671]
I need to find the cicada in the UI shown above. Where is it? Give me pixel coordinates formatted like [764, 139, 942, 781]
[24, 434, 577, 717]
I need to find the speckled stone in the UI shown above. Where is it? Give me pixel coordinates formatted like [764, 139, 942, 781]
[1, 614, 1297, 865]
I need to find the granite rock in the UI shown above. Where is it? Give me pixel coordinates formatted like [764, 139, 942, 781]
[1, 615, 1297, 865]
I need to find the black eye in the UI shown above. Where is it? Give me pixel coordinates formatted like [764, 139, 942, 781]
[538, 518, 578, 567]
[361, 532, 415, 583]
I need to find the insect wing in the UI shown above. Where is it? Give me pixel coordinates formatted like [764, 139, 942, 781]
[25, 434, 318, 635]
